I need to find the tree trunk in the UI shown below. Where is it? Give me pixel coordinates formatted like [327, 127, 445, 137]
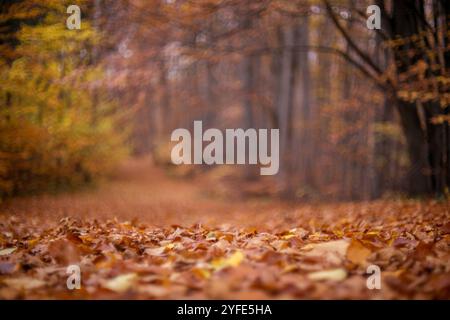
[396, 100, 431, 194]
[276, 25, 295, 195]
[391, 0, 433, 195]
[294, 15, 312, 192]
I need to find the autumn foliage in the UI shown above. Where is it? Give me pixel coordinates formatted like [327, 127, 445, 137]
[0, 1, 128, 197]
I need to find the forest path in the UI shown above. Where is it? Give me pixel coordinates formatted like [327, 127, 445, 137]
[1, 157, 447, 233]
[0, 157, 292, 230]
[1, 157, 447, 232]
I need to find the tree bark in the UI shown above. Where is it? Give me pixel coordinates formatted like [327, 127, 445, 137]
[396, 100, 431, 194]
[275, 25, 295, 195]
[391, 0, 433, 195]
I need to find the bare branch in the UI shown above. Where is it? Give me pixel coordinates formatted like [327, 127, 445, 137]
[323, 0, 383, 76]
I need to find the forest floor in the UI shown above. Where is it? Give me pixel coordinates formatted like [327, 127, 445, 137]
[0, 157, 449, 299]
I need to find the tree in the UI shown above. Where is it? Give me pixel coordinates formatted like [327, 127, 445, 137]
[324, 0, 450, 196]
[0, 0, 128, 196]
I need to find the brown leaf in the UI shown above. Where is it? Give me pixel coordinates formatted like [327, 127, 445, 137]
[47, 239, 81, 264]
[413, 241, 435, 260]
[346, 239, 372, 265]
[441, 222, 450, 235]
[301, 239, 350, 265]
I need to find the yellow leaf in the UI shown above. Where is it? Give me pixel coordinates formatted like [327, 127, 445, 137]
[226, 251, 245, 267]
[103, 273, 138, 293]
[212, 251, 244, 270]
[280, 227, 307, 240]
[333, 230, 344, 237]
[27, 239, 39, 248]
[3, 277, 45, 290]
[206, 231, 217, 240]
[366, 230, 380, 237]
[282, 264, 298, 273]
[165, 243, 175, 250]
[308, 232, 331, 241]
[0, 247, 17, 256]
[192, 267, 211, 279]
[307, 268, 347, 281]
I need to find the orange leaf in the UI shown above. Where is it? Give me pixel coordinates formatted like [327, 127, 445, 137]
[346, 239, 371, 265]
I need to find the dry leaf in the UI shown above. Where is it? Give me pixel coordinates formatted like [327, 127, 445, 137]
[0, 247, 17, 256]
[0, 192, 447, 300]
[346, 239, 372, 265]
[212, 251, 245, 270]
[145, 246, 166, 256]
[192, 267, 211, 279]
[103, 273, 138, 293]
[47, 239, 81, 264]
[3, 277, 46, 290]
[137, 284, 169, 298]
[302, 240, 350, 265]
[307, 268, 347, 281]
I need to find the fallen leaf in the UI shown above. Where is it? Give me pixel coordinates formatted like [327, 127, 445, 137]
[212, 250, 244, 270]
[281, 228, 308, 240]
[413, 241, 435, 260]
[145, 246, 166, 256]
[271, 239, 289, 251]
[3, 277, 46, 290]
[0, 247, 17, 256]
[47, 239, 81, 264]
[137, 284, 169, 298]
[301, 239, 350, 265]
[103, 273, 138, 293]
[346, 239, 372, 265]
[192, 267, 211, 279]
[307, 268, 347, 281]
[27, 239, 39, 248]
[393, 237, 416, 248]
[441, 222, 450, 235]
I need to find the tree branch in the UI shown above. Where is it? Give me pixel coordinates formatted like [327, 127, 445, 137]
[323, 0, 383, 76]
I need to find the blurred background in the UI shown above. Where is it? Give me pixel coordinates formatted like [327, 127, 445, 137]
[0, 0, 449, 202]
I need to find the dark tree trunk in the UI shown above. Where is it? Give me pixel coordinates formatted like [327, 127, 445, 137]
[391, 0, 433, 195]
[440, 0, 450, 192]
[396, 100, 432, 194]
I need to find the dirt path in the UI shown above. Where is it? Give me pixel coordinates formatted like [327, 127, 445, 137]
[0, 157, 291, 229]
[0, 157, 447, 232]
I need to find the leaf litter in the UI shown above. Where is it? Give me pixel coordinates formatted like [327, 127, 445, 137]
[0, 199, 449, 299]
